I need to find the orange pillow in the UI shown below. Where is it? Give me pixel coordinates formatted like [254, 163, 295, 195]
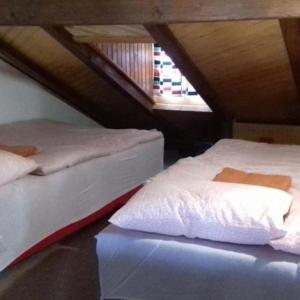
[213, 167, 292, 192]
[0, 145, 38, 157]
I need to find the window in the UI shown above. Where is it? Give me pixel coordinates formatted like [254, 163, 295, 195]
[153, 44, 211, 112]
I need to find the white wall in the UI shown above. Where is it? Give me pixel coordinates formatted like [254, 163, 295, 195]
[0, 60, 99, 126]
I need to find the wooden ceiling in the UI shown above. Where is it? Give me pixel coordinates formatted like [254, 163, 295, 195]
[67, 25, 154, 43]
[1, 1, 300, 25]
[0, 1, 300, 143]
[0, 26, 170, 131]
[169, 20, 300, 123]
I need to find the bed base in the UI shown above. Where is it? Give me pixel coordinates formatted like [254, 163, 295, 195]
[10, 186, 141, 268]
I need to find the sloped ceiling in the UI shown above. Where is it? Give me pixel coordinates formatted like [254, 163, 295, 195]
[0, 26, 161, 130]
[67, 25, 154, 43]
[0, 16, 300, 143]
[169, 20, 300, 124]
[64, 22, 300, 125]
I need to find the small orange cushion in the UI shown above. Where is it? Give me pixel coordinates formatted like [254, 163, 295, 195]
[213, 167, 292, 192]
[0, 145, 38, 157]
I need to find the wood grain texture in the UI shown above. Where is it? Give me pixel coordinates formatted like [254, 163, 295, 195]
[67, 25, 154, 43]
[280, 19, 300, 99]
[0, 38, 106, 125]
[233, 122, 300, 145]
[145, 24, 230, 119]
[44, 26, 191, 138]
[170, 20, 300, 124]
[43, 26, 154, 113]
[0, 26, 161, 130]
[1, 1, 300, 25]
[95, 42, 153, 96]
[0, 25, 219, 141]
[0, 26, 114, 123]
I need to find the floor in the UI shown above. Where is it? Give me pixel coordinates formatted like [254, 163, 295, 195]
[0, 219, 108, 300]
[0, 149, 198, 300]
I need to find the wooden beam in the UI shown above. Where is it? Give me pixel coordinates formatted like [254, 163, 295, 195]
[44, 26, 154, 113]
[68, 25, 154, 44]
[44, 26, 188, 137]
[1, 1, 300, 25]
[0, 39, 108, 125]
[280, 19, 300, 99]
[73, 36, 153, 44]
[145, 24, 231, 120]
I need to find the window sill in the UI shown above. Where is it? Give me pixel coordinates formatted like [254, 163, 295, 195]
[153, 102, 212, 112]
[153, 95, 211, 112]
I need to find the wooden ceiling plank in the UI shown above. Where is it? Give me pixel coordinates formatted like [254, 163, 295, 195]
[44, 26, 189, 137]
[145, 24, 231, 120]
[0, 38, 108, 125]
[1, 1, 300, 25]
[72, 36, 154, 44]
[43, 26, 154, 113]
[280, 18, 300, 99]
[67, 25, 154, 44]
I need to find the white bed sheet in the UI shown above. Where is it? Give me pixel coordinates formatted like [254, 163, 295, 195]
[156, 139, 300, 188]
[0, 120, 163, 175]
[0, 137, 164, 271]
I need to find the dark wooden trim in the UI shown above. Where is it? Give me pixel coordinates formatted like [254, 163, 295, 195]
[145, 24, 231, 120]
[43, 26, 154, 113]
[280, 19, 300, 100]
[221, 120, 233, 138]
[1, 1, 300, 25]
[0, 39, 107, 125]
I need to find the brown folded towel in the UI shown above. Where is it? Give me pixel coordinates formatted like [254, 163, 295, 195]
[0, 145, 38, 157]
[213, 167, 292, 192]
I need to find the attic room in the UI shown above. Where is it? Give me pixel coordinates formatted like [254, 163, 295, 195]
[1, 1, 300, 299]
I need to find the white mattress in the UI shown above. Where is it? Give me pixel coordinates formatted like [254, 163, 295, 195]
[0, 137, 164, 271]
[0, 120, 163, 175]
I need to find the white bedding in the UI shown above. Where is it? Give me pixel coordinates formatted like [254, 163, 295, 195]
[0, 150, 37, 187]
[147, 139, 300, 253]
[110, 180, 291, 244]
[0, 138, 164, 271]
[0, 120, 163, 175]
[156, 139, 300, 187]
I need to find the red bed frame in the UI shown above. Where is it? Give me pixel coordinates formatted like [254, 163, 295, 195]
[10, 185, 141, 267]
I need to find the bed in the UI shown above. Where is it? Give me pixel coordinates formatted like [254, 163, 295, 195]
[0, 120, 164, 271]
[97, 225, 300, 300]
[96, 139, 300, 300]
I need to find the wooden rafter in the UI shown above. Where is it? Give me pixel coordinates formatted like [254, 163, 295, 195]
[44, 26, 154, 112]
[44, 26, 188, 137]
[280, 19, 300, 99]
[1, 1, 300, 25]
[145, 24, 231, 120]
[0, 39, 108, 125]
[67, 25, 154, 44]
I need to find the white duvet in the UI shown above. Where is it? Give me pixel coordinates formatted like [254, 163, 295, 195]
[0, 120, 163, 175]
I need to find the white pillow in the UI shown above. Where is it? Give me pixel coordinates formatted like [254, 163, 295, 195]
[110, 179, 292, 245]
[0, 149, 38, 186]
[270, 189, 300, 255]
